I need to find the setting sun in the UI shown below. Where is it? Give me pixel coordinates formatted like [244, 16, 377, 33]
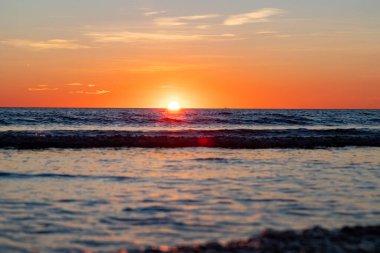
[167, 101, 181, 111]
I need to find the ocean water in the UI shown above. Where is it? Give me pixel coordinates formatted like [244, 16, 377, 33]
[1, 108, 380, 149]
[0, 108, 379, 252]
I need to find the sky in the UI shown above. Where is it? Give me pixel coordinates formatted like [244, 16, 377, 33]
[0, 0, 379, 108]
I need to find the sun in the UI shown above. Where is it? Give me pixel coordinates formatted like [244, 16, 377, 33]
[167, 101, 181, 111]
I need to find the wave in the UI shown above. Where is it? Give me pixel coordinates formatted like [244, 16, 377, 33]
[1, 109, 379, 127]
[252, 116, 312, 125]
[0, 128, 379, 149]
[0, 172, 135, 181]
[0, 115, 313, 126]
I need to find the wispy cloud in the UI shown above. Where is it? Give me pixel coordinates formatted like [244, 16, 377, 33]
[72, 90, 110, 95]
[140, 8, 166, 16]
[86, 31, 235, 43]
[256, 31, 279, 35]
[256, 31, 292, 38]
[154, 14, 219, 26]
[66, 83, 96, 87]
[28, 85, 58, 91]
[66, 82, 103, 94]
[196, 25, 210, 30]
[143, 11, 166, 17]
[1, 39, 90, 50]
[224, 8, 284, 26]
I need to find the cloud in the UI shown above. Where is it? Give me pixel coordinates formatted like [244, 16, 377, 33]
[140, 8, 166, 16]
[86, 31, 235, 43]
[143, 11, 166, 17]
[224, 8, 284, 26]
[154, 14, 219, 26]
[72, 90, 110, 95]
[1, 39, 90, 50]
[66, 83, 96, 87]
[28, 88, 58, 91]
[256, 31, 292, 38]
[196, 25, 210, 30]
[66, 82, 105, 94]
[256, 31, 278, 35]
[28, 85, 58, 91]
[65, 83, 96, 87]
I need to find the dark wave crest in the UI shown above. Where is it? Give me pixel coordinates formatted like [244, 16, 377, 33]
[1, 129, 379, 149]
[0, 172, 135, 181]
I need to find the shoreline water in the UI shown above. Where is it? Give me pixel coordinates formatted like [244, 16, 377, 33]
[1, 147, 379, 252]
[122, 225, 380, 253]
[141, 225, 380, 253]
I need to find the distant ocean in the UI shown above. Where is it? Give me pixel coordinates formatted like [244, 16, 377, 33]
[0, 108, 379, 252]
[1, 108, 380, 149]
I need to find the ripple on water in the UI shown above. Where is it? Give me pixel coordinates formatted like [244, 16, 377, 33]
[0, 147, 379, 252]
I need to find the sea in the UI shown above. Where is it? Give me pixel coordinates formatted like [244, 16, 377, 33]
[0, 108, 379, 252]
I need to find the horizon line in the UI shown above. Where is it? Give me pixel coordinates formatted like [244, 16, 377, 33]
[0, 106, 379, 110]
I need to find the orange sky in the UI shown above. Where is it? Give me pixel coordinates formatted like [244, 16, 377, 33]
[0, 1, 379, 108]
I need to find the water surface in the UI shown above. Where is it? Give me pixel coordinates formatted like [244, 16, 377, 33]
[0, 147, 379, 252]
